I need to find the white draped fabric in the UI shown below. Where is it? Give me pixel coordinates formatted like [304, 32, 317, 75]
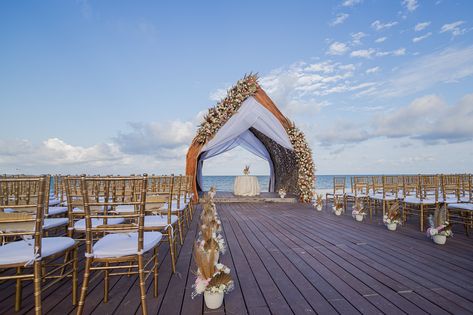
[196, 96, 293, 192]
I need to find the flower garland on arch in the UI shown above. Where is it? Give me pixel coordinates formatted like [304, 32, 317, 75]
[195, 74, 316, 202]
[196, 74, 259, 144]
[286, 123, 316, 203]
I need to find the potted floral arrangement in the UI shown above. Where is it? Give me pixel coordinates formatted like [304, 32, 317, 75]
[351, 202, 366, 222]
[198, 224, 226, 263]
[278, 188, 287, 199]
[426, 204, 452, 245]
[332, 196, 344, 216]
[208, 186, 217, 200]
[192, 247, 234, 309]
[313, 193, 323, 211]
[383, 202, 401, 231]
[243, 165, 250, 175]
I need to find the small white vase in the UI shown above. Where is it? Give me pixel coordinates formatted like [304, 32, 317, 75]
[386, 223, 397, 231]
[433, 234, 446, 245]
[204, 291, 224, 309]
[316, 205, 322, 211]
[279, 193, 286, 199]
[334, 209, 342, 216]
[355, 214, 363, 222]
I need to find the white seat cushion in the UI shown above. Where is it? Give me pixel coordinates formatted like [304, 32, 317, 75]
[114, 205, 137, 213]
[0, 237, 76, 266]
[449, 203, 473, 211]
[403, 196, 437, 204]
[144, 215, 178, 228]
[73, 218, 125, 231]
[49, 199, 61, 206]
[43, 218, 68, 230]
[346, 192, 368, 198]
[160, 201, 187, 212]
[47, 207, 68, 216]
[371, 193, 397, 201]
[92, 232, 162, 258]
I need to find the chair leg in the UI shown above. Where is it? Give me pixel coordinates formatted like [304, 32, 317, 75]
[138, 254, 148, 315]
[420, 204, 424, 231]
[168, 227, 176, 273]
[33, 261, 42, 315]
[104, 262, 109, 303]
[177, 217, 184, 245]
[153, 247, 159, 297]
[76, 258, 92, 315]
[72, 247, 78, 305]
[15, 267, 23, 312]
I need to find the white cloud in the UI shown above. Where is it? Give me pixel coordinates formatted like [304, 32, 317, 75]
[365, 46, 473, 98]
[402, 0, 418, 12]
[376, 47, 406, 56]
[342, 0, 362, 7]
[209, 88, 228, 101]
[415, 21, 431, 32]
[440, 20, 467, 37]
[412, 32, 432, 43]
[316, 93, 473, 146]
[327, 41, 349, 55]
[350, 48, 376, 58]
[371, 20, 398, 31]
[331, 13, 349, 26]
[351, 32, 367, 45]
[114, 120, 195, 155]
[366, 66, 381, 74]
[375, 36, 387, 43]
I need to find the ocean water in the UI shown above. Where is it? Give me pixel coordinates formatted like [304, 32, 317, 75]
[201, 175, 355, 192]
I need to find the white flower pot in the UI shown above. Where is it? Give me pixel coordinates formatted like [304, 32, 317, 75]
[279, 193, 286, 199]
[334, 209, 342, 216]
[386, 223, 397, 231]
[355, 214, 364, 222]
[433, 234, 446, 245]
[204, 291, 224, 309]
[316, 205, 322, 211]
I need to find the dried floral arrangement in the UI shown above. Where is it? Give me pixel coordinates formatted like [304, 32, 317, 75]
[427, 204, 452, 237]
[332, 196, 344, 214]
[243, 165, 250, 175]
[314, 193, 323, 211]
[383, 202, 401, 225]
[351, 202, 367, 217]
[198, 223, 226, 254]
[192, 246, 233, 298]
[193, 74, 316, 203]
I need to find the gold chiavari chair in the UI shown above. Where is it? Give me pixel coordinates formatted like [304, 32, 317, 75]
[64, 176, 125, 240]
[448, 174, 473, 236]
[403, 174, 439, 231]
[143, 175, 179, 273]
[370, 176, 400, 220]
[345, 176, 370, 210]
[76, 174, 161, 315]
[185, 174, 195, 218]
[325, 176, 346, 207]
[0, 176, 78, 314]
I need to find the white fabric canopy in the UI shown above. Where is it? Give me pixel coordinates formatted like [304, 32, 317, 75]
[197, 96, 293, 192]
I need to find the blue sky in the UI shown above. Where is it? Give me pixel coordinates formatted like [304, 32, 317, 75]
[1, 0, 473, 175]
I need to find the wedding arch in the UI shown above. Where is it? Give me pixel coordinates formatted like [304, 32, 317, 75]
[185, 74, 316, 202]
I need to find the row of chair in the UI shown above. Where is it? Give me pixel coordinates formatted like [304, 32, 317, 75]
[326, 174, 473, 232]
[0, 174, 195, 315]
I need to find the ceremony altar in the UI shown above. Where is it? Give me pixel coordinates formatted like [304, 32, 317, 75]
[233, 175, 260, 196]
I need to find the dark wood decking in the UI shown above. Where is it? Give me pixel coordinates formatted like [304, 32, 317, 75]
[2, 202, 473, 314]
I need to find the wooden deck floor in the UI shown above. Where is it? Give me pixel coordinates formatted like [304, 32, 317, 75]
[2, 202, 473, 314]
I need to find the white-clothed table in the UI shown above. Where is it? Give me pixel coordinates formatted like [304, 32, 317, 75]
[233, 175, 261, 196]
